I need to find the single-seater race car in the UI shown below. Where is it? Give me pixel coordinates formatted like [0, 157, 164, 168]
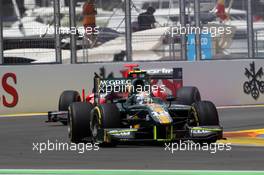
[46, 64, 179, 125]
[61, 66, 223, 145]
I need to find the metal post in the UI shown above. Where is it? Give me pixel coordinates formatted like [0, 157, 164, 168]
[179, 0, 187, 60]
[255, 31, 259, 57]
[194, 0, 201, 61]
[125, 0, 132, 62]
[247, 0, 255, 58]
[54, 0, 62, 63]
[169, 26, 172, 59]
[0, 0, 3, 65]
[187, 0, 191, 23]
[69, 0, 77, 64]
[172, 39, 176, 60]
[169, 27, 176, 60]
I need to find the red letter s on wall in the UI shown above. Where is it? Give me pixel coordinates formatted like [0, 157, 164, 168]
[2, 73, 19, 108]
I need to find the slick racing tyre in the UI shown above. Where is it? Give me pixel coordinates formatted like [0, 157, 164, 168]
[91, 104, 121, 145]
[59, 90, 81, 111]
[191, 101, 219, 144]
[192, 101, 219, 126]
[176, 87, 201, 105]
[59, 91, 81, 125]
[68, 102, 93, 143]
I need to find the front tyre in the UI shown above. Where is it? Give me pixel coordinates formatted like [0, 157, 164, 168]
[192, 101, 219, 126]
[91, 104, 121, 145]
[68, 102, 93, 143]
[191, 101, 220, 144]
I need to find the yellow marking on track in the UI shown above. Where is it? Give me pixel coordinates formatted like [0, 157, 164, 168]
[220, 128, 264, 147]
[231, 128, 264, 133]
[0, 113, 47, 118]
[224, 128, 264, 138]
[218, 137, 264, 147]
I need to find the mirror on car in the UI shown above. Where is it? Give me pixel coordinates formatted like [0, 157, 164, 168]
[166, 95, 176, 102]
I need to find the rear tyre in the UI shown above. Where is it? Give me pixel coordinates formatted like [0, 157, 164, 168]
[91, 103, 121, 146]
[59, 91, 81, 125]
[68, 102, 93, 143]
[191, 101, 220, 144]
[59, 90, 81, 111]
[176, 87, 201, 105]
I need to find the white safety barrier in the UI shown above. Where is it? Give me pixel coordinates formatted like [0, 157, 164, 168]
[0, 59, 264, 115]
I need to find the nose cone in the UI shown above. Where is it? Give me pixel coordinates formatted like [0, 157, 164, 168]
[158, 115, 173, 125]
[149, 103, 173, 125]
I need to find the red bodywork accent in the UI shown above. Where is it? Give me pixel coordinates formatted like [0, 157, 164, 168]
[152, 87, 168, 100]
[121, 64, 139, 78]
[84, 93, 106, 104]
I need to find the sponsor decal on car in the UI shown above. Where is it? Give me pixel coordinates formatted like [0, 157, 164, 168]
[191, 129, 211, 134]
[100, 79, 132, 86]
[108, 129, 137, 136]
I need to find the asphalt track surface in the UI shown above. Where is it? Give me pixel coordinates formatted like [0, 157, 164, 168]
[0, 107, 264, 170]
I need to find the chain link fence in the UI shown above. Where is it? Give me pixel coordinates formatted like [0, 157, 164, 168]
[0, 0, 263, 64]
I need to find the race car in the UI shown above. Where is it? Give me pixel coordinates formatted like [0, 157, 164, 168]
[65, 67, 223, 145]
[46, 64, 179, 125]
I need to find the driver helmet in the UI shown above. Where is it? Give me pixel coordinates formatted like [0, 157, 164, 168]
[135, 92, 152, 104]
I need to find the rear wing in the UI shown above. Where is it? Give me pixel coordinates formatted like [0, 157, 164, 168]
[93, 68, 183, 105]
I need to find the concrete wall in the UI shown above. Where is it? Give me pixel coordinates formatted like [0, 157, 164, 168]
[0, 59, 264, 115]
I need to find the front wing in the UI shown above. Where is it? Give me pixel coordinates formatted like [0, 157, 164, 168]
[46, 111, 68, 123]
[96, 125, 223, 143]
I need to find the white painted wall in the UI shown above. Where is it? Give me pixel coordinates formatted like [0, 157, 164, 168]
[0, 59, 264, 115]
